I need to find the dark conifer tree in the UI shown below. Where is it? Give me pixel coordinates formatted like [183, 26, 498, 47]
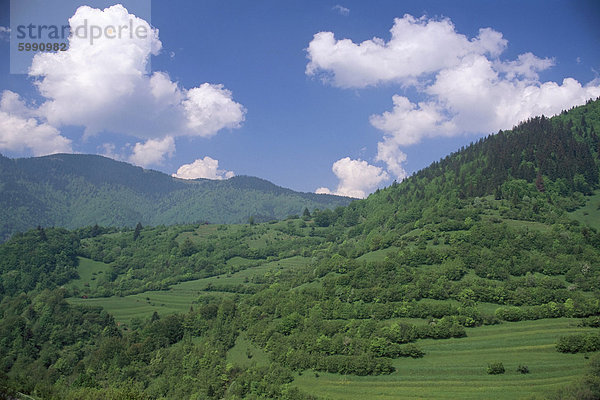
[535, 172, 545, 192]
[133, 222, 142, 241]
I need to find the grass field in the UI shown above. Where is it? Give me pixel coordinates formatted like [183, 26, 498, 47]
[293, 318, 596, 400]
[68, 256, 311, 324]
[357, 247, 400, 263]
[69, 286, 236, 323]
[67, 257, 111, 291]
[175, 224, 220, 244]
[569, 191, 600, 230]
[502, 218, 552, 232]
[226, 335, 271, 368]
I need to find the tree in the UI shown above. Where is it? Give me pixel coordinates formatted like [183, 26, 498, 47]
[151, 311, 160, 322]
[535, 172, 545, 192]
[90, 224, 101, 237]
[133, 222, 142, 241]
[179, 238, 196, 257]
[494, 186, 502, 201]
[37, 225, 47, 241]
[302, 207, 311, 220]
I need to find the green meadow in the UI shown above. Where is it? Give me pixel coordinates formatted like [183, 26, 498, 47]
[67, 256, 111, 291]
[68, 255, 311, 324]
[569, 190, 600, 230]
[226, 335, 271, 368]
[293, 318, 595, 400]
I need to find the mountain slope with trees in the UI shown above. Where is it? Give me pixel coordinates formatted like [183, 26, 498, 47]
[0, 154, 351, 241]
[0, 98, 599, 399]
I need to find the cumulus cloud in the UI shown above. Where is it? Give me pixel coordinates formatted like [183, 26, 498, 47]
[0, 91, 72, 156]
[99, 143, 122, 161]
[372, 57, 600, 177]
[172, 156, 235, 180]
[306, 15, 506, 88]
[2, 5, 245, 166]
[129, 136, 175, 167]
[31, 5, 245, 139]
[374, 141, 408, 180]
[316, 157, 389, 199]
[332, 5, 350, 16]
[307, 15, 600, 181]
[183, 84, 246, 137]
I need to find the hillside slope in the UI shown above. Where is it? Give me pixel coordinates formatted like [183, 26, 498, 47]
[1, 99, 600, 399]
[0, 153, 351, 240]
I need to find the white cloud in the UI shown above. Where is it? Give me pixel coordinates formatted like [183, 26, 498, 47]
[98, 142, 125, 161]
[129, 136, 175, 167]
[306, 15, 506, 88]
[316, 157, 389, 199]
[315, 187, 332, 195]
[307, 15, 600, 180]
[6, 5, 245, 166]
[332, 5, 350, 16]
[372, 56, 600, 178]
[374, 141, 407, 180]
[29, 5, 245, 140]
[183, 84, 246, 137]
[172, 156, 235, 180]
[495, 52, 554, 81]
[0, 91, 72, 156]
[370, 95, 451, 146]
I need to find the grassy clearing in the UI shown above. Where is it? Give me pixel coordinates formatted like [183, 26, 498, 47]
[357, 247, 399, 263]
[194, 255, 311, 287]
[226, 256, 255, 268]
[175, 224, 220, 244]
[226, 335, 271, 368]
[68, 256, 311, 324]
[502, 219, 552, 232]
[293, 318, 596, 400]
[569, 191, 600, 230]
[67, 257, 111, 291]
[247, 231, 287, 249]
[407, 298, 498, 316]
[69, 289, 236, 324]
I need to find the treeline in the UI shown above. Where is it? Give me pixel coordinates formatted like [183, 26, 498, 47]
[0, 227, 79, 298]
[0, 289, 316, 399]
[76, 222, 324, 297]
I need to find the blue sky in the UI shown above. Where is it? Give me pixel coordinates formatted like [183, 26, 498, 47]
[0, 0, 599, 197]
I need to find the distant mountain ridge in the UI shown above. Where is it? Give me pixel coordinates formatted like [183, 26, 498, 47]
[0, 153, 351, 241]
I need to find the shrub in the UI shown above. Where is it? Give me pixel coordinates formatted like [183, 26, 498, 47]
[517, 365, 529, 374]
[397, 343, 425, 359]
[487, 362, 505, 375]
[556, 333, 600, 353]
[580, 316, 600, 328]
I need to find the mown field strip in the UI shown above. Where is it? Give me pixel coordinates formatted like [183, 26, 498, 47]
[293, 318, 595, 400]
[68, 256, 310, 324]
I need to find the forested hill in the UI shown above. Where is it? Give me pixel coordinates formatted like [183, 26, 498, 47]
[0, 153, 351, 241]
[333, 97, 600, 246]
